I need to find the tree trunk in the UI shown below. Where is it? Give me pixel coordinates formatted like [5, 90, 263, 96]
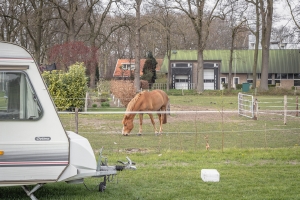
[259, 0, 273, 91]
[134, 0, 142, 93]
[228, 49, 233, 91]
[252, 37, 259, 89]
[197, 49, 204, 92]
[252, 0, 260, 89]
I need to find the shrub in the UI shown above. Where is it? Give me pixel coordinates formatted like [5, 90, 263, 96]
[42, 62, 88, 111]
[97, 79, 110, 97]
[101, 102, 110, 107]
[236, 84, 242, 90]
[140, 80, 149, 89]
[110, 80, 136, 107]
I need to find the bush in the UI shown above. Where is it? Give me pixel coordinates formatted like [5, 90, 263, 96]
[101, 102, 110, 107]
[140, 80, 149, 89]
[97, 79, 110, 97]
[42, 62, 88, 111]
[110, 80, 150, 107]
[236, 84, 242, 90]
[110, 80, 136, 107]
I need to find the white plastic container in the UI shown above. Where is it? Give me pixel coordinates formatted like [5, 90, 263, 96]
[201, 169, 220, 182]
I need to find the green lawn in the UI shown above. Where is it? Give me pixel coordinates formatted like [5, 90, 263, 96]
[1, 148, 300, 200]
[1, 93, 300, 199]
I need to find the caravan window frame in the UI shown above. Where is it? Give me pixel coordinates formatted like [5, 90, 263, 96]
[0, 70, 43, 121]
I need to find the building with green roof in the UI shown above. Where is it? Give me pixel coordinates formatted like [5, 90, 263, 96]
[161, 50, 300, 90]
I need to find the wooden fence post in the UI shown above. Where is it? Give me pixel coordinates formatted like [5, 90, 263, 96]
[296, 96, 298, 117]
[75, 107, 78, 134]
[84, 92, 88, 112]
[284, 95, 287, 125]
[253, 98, 258, 120]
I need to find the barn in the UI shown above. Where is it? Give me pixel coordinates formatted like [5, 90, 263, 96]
[161, 50, 300, 90]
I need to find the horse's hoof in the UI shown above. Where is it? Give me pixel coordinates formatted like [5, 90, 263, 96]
[123, 134, 129, 136]
[137, 133, 142, 136]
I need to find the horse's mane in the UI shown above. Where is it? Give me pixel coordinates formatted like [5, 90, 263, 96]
[126, 91, 145, 114]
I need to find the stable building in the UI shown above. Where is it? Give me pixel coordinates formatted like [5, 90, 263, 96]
[161, 50, 300, 90]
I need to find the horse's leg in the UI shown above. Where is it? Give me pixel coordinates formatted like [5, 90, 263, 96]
[148, 113, 158, 135]
[158, 113, 163, 134]
[138, 114, 143, 136]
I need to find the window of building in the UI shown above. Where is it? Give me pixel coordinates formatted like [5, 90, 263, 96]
[0, 72, 42, 120]
[294, 73, 300, 79]
[172, 63, 192, 68]
[268, 80, 272, 84]
[287, 74, 294, 79]
[281, 73, 287, 79]
[275, 80, 281, 85]
[257, 73, 261, 79]
[268, 74, 273, 79]
[274, 73, 281, 79]
[122, 64, 135, 70]
[294, 80, 300, 86]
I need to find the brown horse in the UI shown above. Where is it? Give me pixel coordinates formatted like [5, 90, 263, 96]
[122, 89, 169, 136]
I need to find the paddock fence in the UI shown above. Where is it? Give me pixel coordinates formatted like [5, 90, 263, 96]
[57, 95, 300, 153]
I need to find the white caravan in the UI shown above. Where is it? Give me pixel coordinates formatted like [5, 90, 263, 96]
[0, 42, 136, 199]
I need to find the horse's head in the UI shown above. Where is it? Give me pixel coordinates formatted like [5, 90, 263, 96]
[122, 115, 134, 136]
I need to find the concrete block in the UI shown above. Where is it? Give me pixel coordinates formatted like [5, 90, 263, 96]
[201, 169, 220, 182]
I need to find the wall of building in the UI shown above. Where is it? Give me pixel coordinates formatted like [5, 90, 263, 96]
[280, 80, 294, 89]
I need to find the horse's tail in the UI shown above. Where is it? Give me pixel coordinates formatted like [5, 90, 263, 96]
[163, 100, 170, 124]
[163, 113, 167, 124]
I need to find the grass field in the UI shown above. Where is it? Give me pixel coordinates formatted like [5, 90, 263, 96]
[1, 93, 300, 199]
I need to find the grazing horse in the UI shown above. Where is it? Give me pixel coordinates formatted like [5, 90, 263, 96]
[122, 89, 169, 136]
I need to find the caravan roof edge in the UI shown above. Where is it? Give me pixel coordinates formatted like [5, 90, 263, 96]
[0, 65, 29, 70]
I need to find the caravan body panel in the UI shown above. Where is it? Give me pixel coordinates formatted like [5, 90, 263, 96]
[0, 42, 69, 186]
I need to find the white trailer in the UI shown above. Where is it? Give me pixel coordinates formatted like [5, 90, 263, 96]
[0, 42, 136, 199]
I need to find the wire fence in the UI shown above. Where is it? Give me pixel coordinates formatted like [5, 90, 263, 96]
[58, 100, 300, 153]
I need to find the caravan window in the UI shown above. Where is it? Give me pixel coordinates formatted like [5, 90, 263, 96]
[0, 72, 42, 120]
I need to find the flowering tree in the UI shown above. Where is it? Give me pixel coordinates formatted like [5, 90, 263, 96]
[47, 41, 98, 87]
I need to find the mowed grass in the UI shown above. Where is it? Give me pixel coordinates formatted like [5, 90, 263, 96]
[1, 148, 300, 200]
[1, 94, 300, 199]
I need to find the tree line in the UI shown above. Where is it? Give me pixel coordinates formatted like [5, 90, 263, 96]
[0, 0, 299, 91]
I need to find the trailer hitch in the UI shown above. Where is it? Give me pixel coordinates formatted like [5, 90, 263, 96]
[95, 148, 136, 192]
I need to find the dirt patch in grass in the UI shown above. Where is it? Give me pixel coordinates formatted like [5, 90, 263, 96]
[169, 104, 239, 123]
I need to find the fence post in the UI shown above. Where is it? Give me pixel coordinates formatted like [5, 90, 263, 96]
[75, 107, 79, 134]
[284, 95, 287, 125]
[84, 92, 88, 112]
[296, 96, 298, 117]
[253, 98, 258, 120]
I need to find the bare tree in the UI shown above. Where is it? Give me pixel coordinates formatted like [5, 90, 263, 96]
[173, 0, 224, 93]
[150, 0, 176, 90]
[85, 0, 114, 87]
[49, 0, 95, 42]
[245, 0, 260, 89]
[0, 0, 21, 43]
[286, 0, 300, 29]
[227, 1, 248, 91]
[0, 0, 55, 64]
